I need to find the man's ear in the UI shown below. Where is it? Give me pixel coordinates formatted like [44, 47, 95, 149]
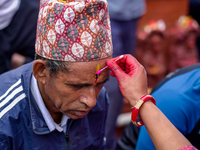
[32, 60, 48, 84]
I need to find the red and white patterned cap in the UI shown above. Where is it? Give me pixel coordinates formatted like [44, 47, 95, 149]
[35, 0, 113, 62]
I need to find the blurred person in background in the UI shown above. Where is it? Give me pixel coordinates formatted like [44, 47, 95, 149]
[104, 1, 146, 149]
[138, 20, 168, 89]
[168, 16, 199, 72]
[0, 0, 39, 74]
[136, 63, 200, 150]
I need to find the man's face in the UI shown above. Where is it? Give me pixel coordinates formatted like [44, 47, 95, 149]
[40, 57, 110, 120]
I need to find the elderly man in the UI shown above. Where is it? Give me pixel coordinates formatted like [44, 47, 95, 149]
[0, 0, 113, 149]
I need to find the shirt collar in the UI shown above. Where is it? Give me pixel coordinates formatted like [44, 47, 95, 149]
[30, 75, 69, 133]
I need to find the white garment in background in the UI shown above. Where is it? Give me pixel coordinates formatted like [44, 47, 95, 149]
[0, 0, 21, 30]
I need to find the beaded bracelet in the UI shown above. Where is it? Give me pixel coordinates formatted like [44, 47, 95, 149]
[131, 95, 156, 126]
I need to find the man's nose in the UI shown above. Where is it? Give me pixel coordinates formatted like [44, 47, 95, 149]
[80, 87, 97, 108]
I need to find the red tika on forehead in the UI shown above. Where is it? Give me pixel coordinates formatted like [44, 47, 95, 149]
[36, 0, 113, 62]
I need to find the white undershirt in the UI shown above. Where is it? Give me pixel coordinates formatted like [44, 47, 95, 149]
[31, 75, 69, 133]
[0, 0, 21, 30]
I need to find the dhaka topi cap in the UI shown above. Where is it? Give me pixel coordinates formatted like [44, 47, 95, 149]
[35, 0, 113, 62]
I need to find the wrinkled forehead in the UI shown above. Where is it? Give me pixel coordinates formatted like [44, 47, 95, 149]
[36, 0, 113, 62]
[57, 57, 110, 83]
[67, 56, 110, 72]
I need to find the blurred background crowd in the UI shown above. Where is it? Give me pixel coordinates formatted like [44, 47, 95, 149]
[135, 15, 199, 89]
[1, 0, 200, 149]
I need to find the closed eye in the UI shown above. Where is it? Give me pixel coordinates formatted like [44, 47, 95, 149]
[67, 78, 109, 88]
[71, 84, 90, 88]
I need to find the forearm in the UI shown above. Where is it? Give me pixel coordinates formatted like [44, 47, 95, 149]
[139, 101, 191, 150]
[106, 55, 195, 150]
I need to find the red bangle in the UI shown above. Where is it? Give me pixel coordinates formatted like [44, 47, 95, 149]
[131, 95, 156, 126]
